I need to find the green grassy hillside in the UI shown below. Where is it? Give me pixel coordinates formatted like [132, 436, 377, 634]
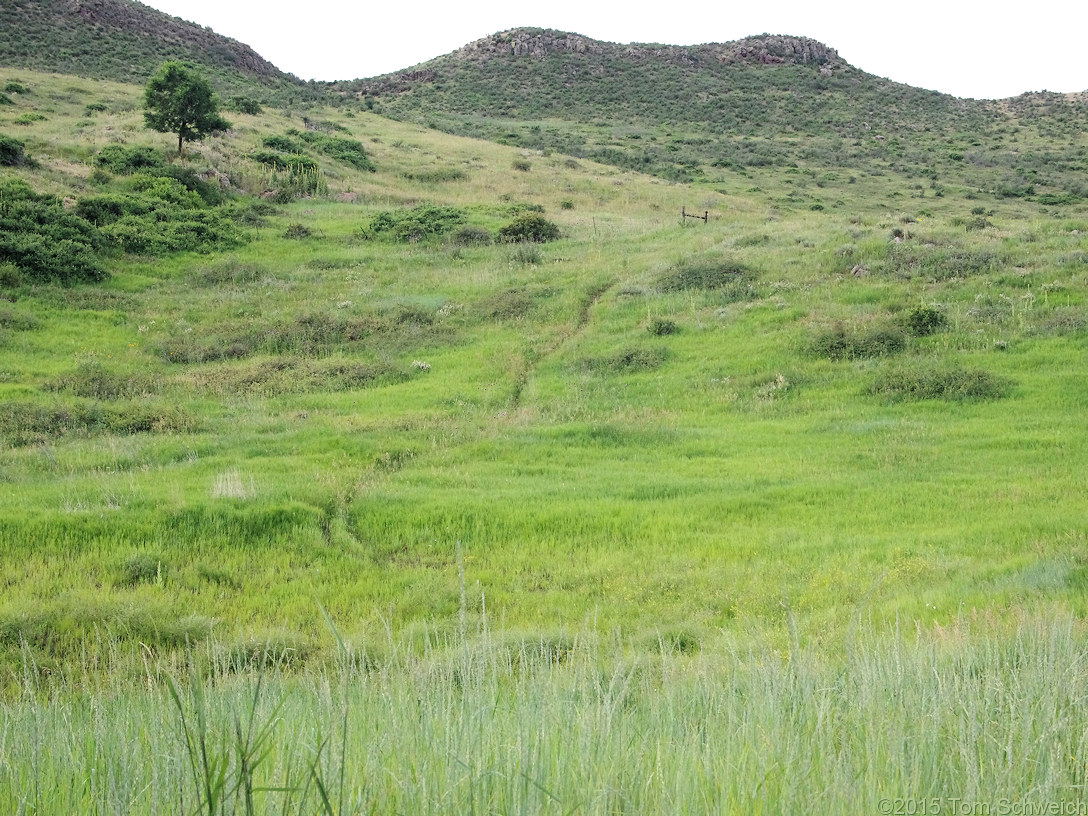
[1, 65, 1087, 675]
[335, 28, 1088, 192]
[3, 25, 1088, 805]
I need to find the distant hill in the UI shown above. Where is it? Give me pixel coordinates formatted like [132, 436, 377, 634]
[331, 28, 1088, 186]
[0, 0, 309, 101]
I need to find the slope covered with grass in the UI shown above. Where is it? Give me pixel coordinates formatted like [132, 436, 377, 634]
[1, 66, 1087, 679]
[3, 30, 1088, 806]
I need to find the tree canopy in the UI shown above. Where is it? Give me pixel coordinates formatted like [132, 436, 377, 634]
[143, 61, 229, 155]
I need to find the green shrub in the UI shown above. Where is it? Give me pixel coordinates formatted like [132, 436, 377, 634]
[307, 135, 376, 171]
[808, 324, 907, 360]
[0, 93, 13, 106]
[43, 363, 155, 400]
[116, 553, 167, 588]
[0, 263, 21, 288]
[510, 244, 542, 264]
[884, 244, 1001, 280]
[512, 159, 532, 172]
[367, 205, 466, 242]
[283, 223, 312, 239]
[648, 318, 679, 336]
[582, 346, 668, 373]
[262, 134, 305, 153]
[2, 82, 27, 95]
[227, 96, 263, 115]
[659, 255, 752, 291]
[0, 179, 107, 283]
[903, 305, 947, 336]
[451, 225, 492, 246]
[477, 288, 536, 321]
[868, 365, 1012, 402]
[0, 306, 37, 330]
[270, 166, 328, 201]
[499, 213, 560, 243]
[84, 102, 107, 114]
[95, 144, 164, 174]
[0, 133, 27, 166]
[402, 168, 467, 182]
[251, 149, 317, 171]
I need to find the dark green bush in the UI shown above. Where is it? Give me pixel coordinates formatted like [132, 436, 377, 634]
[499, 213, 560, 243]
[0, 93, 12, 106]
[659, 255, 752, 291]
[367, 205, 466, 242]
[451, 225, 492, 246]
[307, 135, 376, 171]
[116, 553, 167, 588]
[0, 179, 107, 283]
[0, 133, 28, 166]
[227, 96, 263, 115]
[2, 82, 27, 95]
[809, 324, 907, 360]
[512, 159, 532, 172]
[94, 145, 163, 174]
[402, 168, 467, 182]
[903, 305, 947, 336]
[0, 263, 22, 288]
[43, 363, 155, 400]
[0, 399, 196, 445]
[0, 306, 36, 330]
[262, 134, 305, 153]
[0, 133, 27, 166]
[251, 149, 317, 171]
[283, 223, 312, 239]
[868, 366, 1012, 402]
[648, 318, 679, 336]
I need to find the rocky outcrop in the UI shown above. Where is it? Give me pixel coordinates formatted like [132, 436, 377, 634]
[450, 28, 843, 70]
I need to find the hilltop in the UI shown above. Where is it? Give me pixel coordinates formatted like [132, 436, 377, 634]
[331, 27, 1088, 187]
[0, 0, 309, 101]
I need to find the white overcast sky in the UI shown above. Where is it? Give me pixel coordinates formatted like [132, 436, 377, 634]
[141, 0, 1087, 100]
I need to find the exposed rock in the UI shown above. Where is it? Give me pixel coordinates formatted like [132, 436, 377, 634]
[451, 29, 842, 70]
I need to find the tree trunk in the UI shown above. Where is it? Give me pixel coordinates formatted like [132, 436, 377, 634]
[177, 133, 183, 155]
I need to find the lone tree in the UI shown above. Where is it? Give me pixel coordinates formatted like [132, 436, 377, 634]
[143, 61, 229, 155]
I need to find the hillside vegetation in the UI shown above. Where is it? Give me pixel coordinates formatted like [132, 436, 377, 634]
[1, 62, 1086, 663]
[0, 0, 314, 104]
[1, 15, 1088, 811]
[337, 28, 1088, 190]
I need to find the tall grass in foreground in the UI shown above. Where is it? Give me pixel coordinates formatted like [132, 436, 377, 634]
[2, 612, 1087, 814]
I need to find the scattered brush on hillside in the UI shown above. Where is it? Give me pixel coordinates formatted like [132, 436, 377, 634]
[364, 204, 467, 242]
[43, 363, 158, 400]
[176, 358, 419, 397]
[868, 364, 1013, 402]
[0, 399, 197, 446]
[0, 178, 108, 284]
[580, 346, 668, 374]
[0, 133, 30, 167]
[881, 243, 1004, 281]
[157, 306, 449, 363]
[658, 254, 760, 302]
[807, 323, 908, 360]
